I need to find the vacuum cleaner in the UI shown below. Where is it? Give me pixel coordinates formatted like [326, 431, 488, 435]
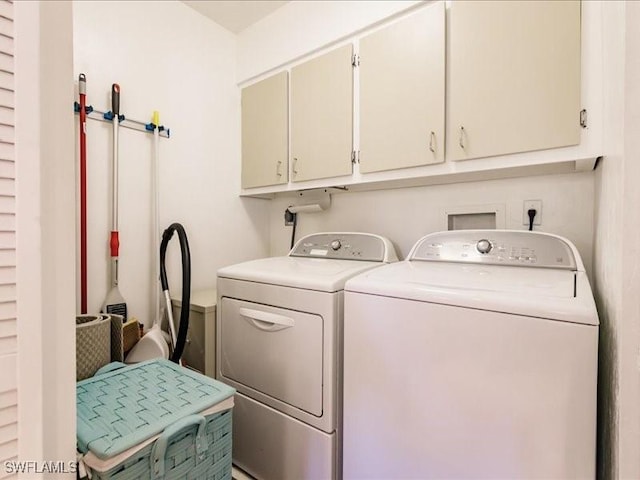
[125, 222, 191, 363]
[160, 223, 191, 363]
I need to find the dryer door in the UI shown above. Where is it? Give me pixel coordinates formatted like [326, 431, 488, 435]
[220, 298, 323, 416]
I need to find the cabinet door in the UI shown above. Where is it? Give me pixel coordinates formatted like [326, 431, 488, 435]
[291, 44, 353, 182]
[360, 2, 445, 173]
[241, 72, 288, 189]
[447, 0, 581, 161]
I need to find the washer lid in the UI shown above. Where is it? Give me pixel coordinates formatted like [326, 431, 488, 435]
[218, 256, 386, 292]
[356, 261, 575, 297]
[346, 262, 599, 325]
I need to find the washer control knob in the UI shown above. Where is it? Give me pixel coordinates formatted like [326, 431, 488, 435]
[476, 239, 492, 254]
[330, 240, 342, 251]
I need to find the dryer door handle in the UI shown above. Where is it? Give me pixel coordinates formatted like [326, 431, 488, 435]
[239, 307, 295, 332]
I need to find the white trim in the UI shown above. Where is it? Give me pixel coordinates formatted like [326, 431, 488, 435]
[14, 0, 43, 464]
[15, 1, 76, 475]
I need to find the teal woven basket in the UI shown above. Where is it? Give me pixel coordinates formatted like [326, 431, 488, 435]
[77, 359, 235, 480]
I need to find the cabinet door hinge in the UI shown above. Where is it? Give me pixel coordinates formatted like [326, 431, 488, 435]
[351, 54, 360, 67]
[351, 150, 360, 164]
[580, 109, 588, 128]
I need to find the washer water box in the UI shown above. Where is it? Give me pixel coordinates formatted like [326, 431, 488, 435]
[76, 359, 235, 479]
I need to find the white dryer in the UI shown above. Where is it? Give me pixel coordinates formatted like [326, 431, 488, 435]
[343, 230, 598, 479]
[216, 232, 398, 480]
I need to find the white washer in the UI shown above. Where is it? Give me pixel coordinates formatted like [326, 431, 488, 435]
[343, 230, 598, 479]
[216, 232, 398, 480]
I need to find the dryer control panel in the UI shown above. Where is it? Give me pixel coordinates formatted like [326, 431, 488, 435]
[410, 230, 577, 269]
[290, 233, 396, 262]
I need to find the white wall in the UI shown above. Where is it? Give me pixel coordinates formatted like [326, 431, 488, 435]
[269, 173, 595, 269]
[238, 0, 420, 82]
[73, 1, 269, 327]
[618, 2, 640, 478]
[594, 2, 640, 479]
[593, 3, 625, 475]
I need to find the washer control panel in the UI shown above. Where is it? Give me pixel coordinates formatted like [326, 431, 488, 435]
[410, 231, 577, 269]
[290, 233, 389, 262]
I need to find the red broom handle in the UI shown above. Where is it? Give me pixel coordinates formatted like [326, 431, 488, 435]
[79, 74, 87, 314]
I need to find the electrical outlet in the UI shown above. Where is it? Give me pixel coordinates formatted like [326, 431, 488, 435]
[284, 208, 295, 226]
[522, 200, 542, 226]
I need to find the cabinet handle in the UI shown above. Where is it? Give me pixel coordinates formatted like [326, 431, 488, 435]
[429, 131, 436, 153]
[459, 126, 466, 150]
[276, 160, 282, 177]
[293, 157, 298, 175]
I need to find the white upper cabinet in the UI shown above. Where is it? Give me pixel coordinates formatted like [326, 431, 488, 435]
[446, 0, 582, 162]
[291, 44, 353, 182]
[359, 1, 445, 173]
[239, 0, 602, 197]
[241, 71, 288, 189]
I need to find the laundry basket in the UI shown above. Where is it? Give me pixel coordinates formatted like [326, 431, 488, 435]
[76, 314, 111, 381]
[77, 359, 235, 480]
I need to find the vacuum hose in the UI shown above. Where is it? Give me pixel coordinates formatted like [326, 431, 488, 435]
[159, 223, 191, 363]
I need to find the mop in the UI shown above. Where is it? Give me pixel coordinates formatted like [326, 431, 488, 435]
[102, 84, 128, 319]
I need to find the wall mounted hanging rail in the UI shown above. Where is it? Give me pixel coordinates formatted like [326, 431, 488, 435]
[73, 102, 171, 138]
